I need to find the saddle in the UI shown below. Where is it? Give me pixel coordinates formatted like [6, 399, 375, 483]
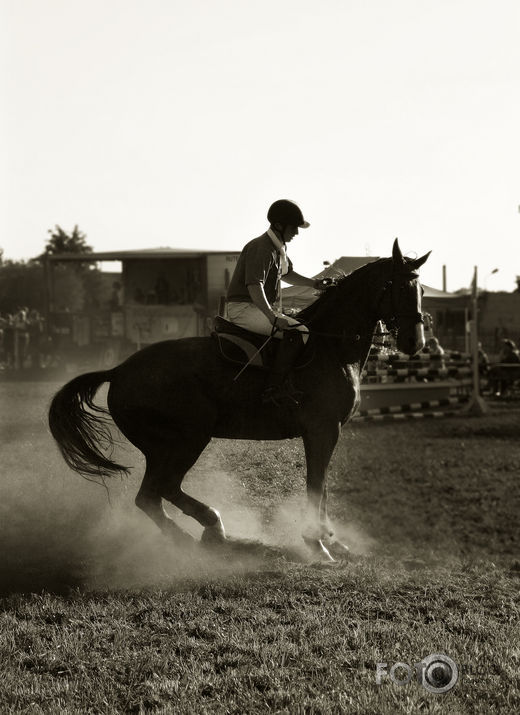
[212, 315, 277, 369]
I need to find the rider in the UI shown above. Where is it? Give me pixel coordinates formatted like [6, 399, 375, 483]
[226, 199, 330, 406]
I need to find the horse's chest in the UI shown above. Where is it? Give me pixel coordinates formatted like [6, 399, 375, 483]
[303, 365, 359, 417]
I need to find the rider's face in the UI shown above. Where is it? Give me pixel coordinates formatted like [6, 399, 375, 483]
[282, 225, 299, 242]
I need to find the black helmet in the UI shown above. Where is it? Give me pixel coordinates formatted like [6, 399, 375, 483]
[267, 199, 310, 228]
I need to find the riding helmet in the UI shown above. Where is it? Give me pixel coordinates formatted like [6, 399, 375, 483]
[267, 199, 310, 228]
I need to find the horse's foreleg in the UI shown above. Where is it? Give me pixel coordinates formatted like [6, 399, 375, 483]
[319, 484, 334, 541]
[302, 424, 341, 562]
[319, 484, 350, 560]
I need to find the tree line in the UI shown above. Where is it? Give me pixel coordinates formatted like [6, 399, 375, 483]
[0, 226, 103, 314]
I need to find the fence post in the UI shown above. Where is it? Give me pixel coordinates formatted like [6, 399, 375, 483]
[14, 329, 20, 370]
[463, 266, 487, 415]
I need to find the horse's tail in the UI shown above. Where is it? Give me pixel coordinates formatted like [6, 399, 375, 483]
[48, 369, 129, 479]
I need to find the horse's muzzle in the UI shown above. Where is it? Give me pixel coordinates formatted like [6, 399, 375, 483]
[398, 321, 426, 357]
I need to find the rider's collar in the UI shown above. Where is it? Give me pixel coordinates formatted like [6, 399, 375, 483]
[267, 228, 289, 275]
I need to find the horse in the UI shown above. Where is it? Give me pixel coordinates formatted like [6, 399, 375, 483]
[48, 239, 430, 562]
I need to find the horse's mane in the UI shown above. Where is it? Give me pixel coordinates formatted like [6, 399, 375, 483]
[297, 257, 390, 324]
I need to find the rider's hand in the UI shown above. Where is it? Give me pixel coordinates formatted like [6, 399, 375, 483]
[314, 277, 335, 291]
[272, 315, 292, 331]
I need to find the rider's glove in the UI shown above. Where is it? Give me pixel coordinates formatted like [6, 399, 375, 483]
[314, 277, 335, 291]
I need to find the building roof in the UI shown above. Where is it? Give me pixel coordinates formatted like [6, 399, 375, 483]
[421, 284, 457, 299]
[48, 247, 240, 262]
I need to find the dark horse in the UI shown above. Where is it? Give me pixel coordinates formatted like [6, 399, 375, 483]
[48, 239, 430, 561]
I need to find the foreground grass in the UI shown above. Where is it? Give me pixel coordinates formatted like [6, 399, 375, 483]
[2, 563, 519, 713]
[1, 382, 519, 713]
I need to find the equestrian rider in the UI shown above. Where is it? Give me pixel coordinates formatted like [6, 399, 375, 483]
[226, 199, 330, 406]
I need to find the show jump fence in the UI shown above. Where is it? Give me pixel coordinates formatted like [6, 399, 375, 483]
[354, 350, 473, 422]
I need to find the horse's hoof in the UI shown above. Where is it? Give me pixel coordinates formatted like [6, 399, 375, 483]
[200, 509, 226, 547]
[327, 540, 351, 561]
[303, 537, 336, 563]
[200, 526, 226, 547]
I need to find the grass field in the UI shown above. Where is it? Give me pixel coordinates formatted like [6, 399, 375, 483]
[1, 380, 519, 713]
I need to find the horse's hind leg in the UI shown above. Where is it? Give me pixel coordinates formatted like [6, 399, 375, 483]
[135, 464, 196, 548]
[161, 446, 227, 546]
[137, 433, 227, 546]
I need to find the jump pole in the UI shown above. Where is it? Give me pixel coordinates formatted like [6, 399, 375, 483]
[463, 265, 488, 415]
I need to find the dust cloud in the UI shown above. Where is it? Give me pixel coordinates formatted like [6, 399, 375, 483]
[0, 379, 279, 595]
[1, 379, 378, 596]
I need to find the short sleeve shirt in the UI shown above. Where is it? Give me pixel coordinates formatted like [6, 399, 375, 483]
[227, 233, 293, 304]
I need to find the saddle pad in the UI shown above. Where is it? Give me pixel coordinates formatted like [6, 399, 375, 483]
[213, 315, 268, 347]
[214, 332, 267, 368]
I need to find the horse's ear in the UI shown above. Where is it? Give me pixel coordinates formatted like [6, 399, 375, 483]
[408, 250, 432, 271]
[392, 238, 405, 267]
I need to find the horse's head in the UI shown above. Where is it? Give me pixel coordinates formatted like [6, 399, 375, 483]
[376, 239, 431, 356]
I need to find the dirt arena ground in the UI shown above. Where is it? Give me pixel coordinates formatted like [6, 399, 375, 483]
[1, 378, 519, 712]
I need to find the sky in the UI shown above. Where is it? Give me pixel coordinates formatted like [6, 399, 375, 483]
[2, 0, 520, 292]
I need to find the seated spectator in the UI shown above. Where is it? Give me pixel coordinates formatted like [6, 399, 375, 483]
[423, 336, 445, 358]
[0, 313, 6, 367]
[498, 338, 520, 364]
[155, 275, 170, 304]
[477, 342, 489, 376]
[28, 309, 44, 368]
[3, 314, 15, 367]
[109, 281, 122, 310]
[133, 287, 145, 304]
[490, 339, 520, 396]
[14, 307, 30, 367]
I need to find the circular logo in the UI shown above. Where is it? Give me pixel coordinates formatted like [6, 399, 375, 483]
[421, 654, 459, 693]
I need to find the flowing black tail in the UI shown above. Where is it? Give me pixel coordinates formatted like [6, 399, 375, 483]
[48, 369, 129, 478]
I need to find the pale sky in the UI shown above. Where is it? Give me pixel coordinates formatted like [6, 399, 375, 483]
[2, 0, 520, 292]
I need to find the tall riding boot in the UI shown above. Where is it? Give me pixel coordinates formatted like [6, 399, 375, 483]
[262, 330, 306, 407]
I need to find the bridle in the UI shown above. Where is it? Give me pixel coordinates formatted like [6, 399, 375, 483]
[374, 271, 424, 331]
[300, 267, 424, 343]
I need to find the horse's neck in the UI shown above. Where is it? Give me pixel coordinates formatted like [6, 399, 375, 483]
[310, 282, 377, 369]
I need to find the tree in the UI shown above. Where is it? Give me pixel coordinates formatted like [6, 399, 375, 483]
[515, 276, 520, 293]
[43, 225, 93, 256]
[0, 259, 44, 313]
[40, 226, 102, 312]
[0, 225, 103, 314]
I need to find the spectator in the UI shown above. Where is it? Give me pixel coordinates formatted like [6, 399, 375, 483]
[0, 313, 6, 367]
[3, 314, 15, 368]
[498, 338, 520, 364]
[490, 339, 520, 397]
[155, 275, 170, 304]
[133, 287, 145, 304]
[109, 281, 122, 310]
[477, 342, 489, 376]
[28, 309, 44, 368]
[14, 307, 30, 368]
[424, 336, 445, 358]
